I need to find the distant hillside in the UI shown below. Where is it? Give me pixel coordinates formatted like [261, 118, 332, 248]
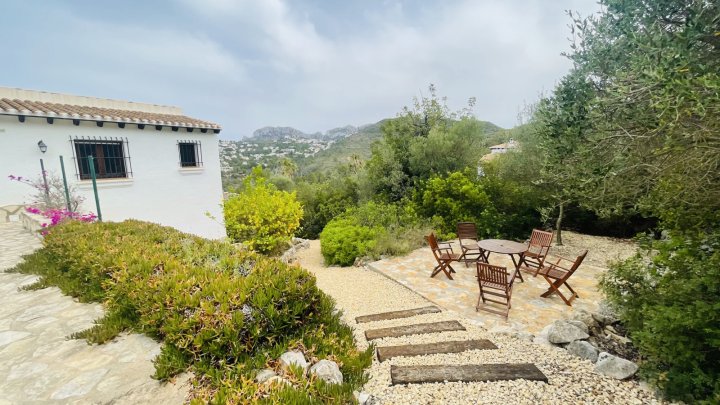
[220, 119, 508, 185]
[296, 119, 503, 175]
[295, 121, 385, 174]
[252, 125, 357, 141]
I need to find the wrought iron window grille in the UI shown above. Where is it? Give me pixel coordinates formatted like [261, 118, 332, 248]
[178, 140, 203, 168]
[69, 136, 133, 180]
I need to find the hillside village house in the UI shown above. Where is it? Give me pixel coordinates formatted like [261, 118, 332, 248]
[489, 139, 518, 154]
[0, 87, 226, 239]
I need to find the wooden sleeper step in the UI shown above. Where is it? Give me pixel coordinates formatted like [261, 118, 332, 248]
[355, 306, 441, 324]
[377, 339, 497, 362]
[365, 320, 465, 340]
[390, 363, 548, 385]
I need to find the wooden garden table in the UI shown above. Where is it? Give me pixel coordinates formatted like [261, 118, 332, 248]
[477, 239, 528, 282]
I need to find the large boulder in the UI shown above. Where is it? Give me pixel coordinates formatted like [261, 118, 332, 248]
[548, 320, 590, 344]
[571, 309, 598, 329]
[309, 359, 343, 384]
[533, 323, 557, 347]
[566, 320, 590, 334]
[566, 340, 599, 363]
[279, 351, 309, 373]
[595, 352, 638, 380]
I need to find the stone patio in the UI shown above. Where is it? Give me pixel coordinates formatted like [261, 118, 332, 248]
[0, 222, 189, 404]
[369, 240, 607, 334]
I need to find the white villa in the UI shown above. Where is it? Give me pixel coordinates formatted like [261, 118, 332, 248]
[0, 87, 226, 239]
[489, 139, 518, 154]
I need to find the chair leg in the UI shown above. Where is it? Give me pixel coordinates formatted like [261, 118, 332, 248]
[431, 261, 454, 280]
[541, 278, 578, 306]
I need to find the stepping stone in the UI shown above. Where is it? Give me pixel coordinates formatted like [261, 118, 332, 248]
[390, 363, 548, 385]
[355, 306, 441, 324]
[365, 321, 465, 340]
[377, 339, 497, 362]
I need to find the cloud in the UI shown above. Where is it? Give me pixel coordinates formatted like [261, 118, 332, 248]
[1, 0, 601, 137]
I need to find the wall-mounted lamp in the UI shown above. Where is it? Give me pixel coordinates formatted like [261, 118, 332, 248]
[37, 140, 47, 153]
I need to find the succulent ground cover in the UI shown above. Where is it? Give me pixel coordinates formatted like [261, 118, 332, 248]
[10, 220, 372, 403]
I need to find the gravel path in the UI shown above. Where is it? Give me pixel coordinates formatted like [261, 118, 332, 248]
[295, 240, 665, 404]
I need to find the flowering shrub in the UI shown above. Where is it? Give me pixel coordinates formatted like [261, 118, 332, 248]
[26, 207, 96, 231]
[8, 173, 84, 211]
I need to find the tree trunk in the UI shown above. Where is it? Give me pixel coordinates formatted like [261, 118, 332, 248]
[555, 202, 564, 246]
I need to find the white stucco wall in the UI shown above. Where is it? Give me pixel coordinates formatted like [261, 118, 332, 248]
[0, 116, 226, 239]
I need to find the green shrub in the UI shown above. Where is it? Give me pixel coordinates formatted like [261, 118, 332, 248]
[415, 170, 501, 240]
[320, 201, 431, 266]
[320, 218, 379, 266]
[600, 231, 720, 403]
[11, 220, 372, 403]
[296, 174, 359, 239]
[224, 167, 303, 254]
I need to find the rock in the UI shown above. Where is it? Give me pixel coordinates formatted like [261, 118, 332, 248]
[533, 324, 556, 347]
[566, 340, 599, 362]
[547, 320, 589, 344]
[264, 376, 292, 387]
[566, 320, 590, 334]
[309, 359, 343, 384]
[571, 309, 598, 329]
[279, 351, 308, 373]
[606, 331, 632, 345]
[592, 302, 618, 325]
[587, 336, 600, 348]
[595, 352, 638, 379]
[255, 369, 277, 384]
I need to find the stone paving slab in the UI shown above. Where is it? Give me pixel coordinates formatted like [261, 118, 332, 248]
[377, 339, 497, 362]
[355, 306, 441, 324]
[390, 363, 548, 385]
[0, 222, 189, 404]
[369, 237, 608, 333]
[365, 321, 465, 340]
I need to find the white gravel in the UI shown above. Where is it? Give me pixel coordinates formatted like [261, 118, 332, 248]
[295, 240, 667, 405]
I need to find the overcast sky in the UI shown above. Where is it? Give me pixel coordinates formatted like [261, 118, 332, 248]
[1, 0, 600, 139]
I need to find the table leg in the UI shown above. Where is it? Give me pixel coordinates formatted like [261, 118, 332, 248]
[510, 254, 524, 282]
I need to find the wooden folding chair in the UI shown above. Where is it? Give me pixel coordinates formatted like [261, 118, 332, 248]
[518, 229, 553, 276]
[426, 233, 460, 280]
[476, 262, 516, 318]
[537, 250, 588, 306]
[457, 222, 486, 266]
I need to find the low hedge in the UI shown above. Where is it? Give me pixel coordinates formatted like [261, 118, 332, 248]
[12, 220, 372, 403]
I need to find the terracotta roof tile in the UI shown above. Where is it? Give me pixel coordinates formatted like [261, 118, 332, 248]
[0, 98, 221, 130]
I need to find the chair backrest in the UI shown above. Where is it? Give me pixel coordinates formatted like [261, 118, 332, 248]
[559, 250, 589, 281]
[527, 229, 553, 256]
[425, 233, 443, 261]
[476, 262, 509, 287]
[457, 222, 478, 246]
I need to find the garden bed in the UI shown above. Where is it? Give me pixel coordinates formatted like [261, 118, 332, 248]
[10, 220, 372, 403]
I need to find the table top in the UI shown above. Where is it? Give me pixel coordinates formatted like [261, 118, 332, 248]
[478, 239, 528, 255]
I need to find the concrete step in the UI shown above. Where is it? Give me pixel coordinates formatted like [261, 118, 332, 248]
[365, 320, 465, 341]
[390, 363, 548, 385]
[377, 339, 497, 362]
[355, 306, 441, 324]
